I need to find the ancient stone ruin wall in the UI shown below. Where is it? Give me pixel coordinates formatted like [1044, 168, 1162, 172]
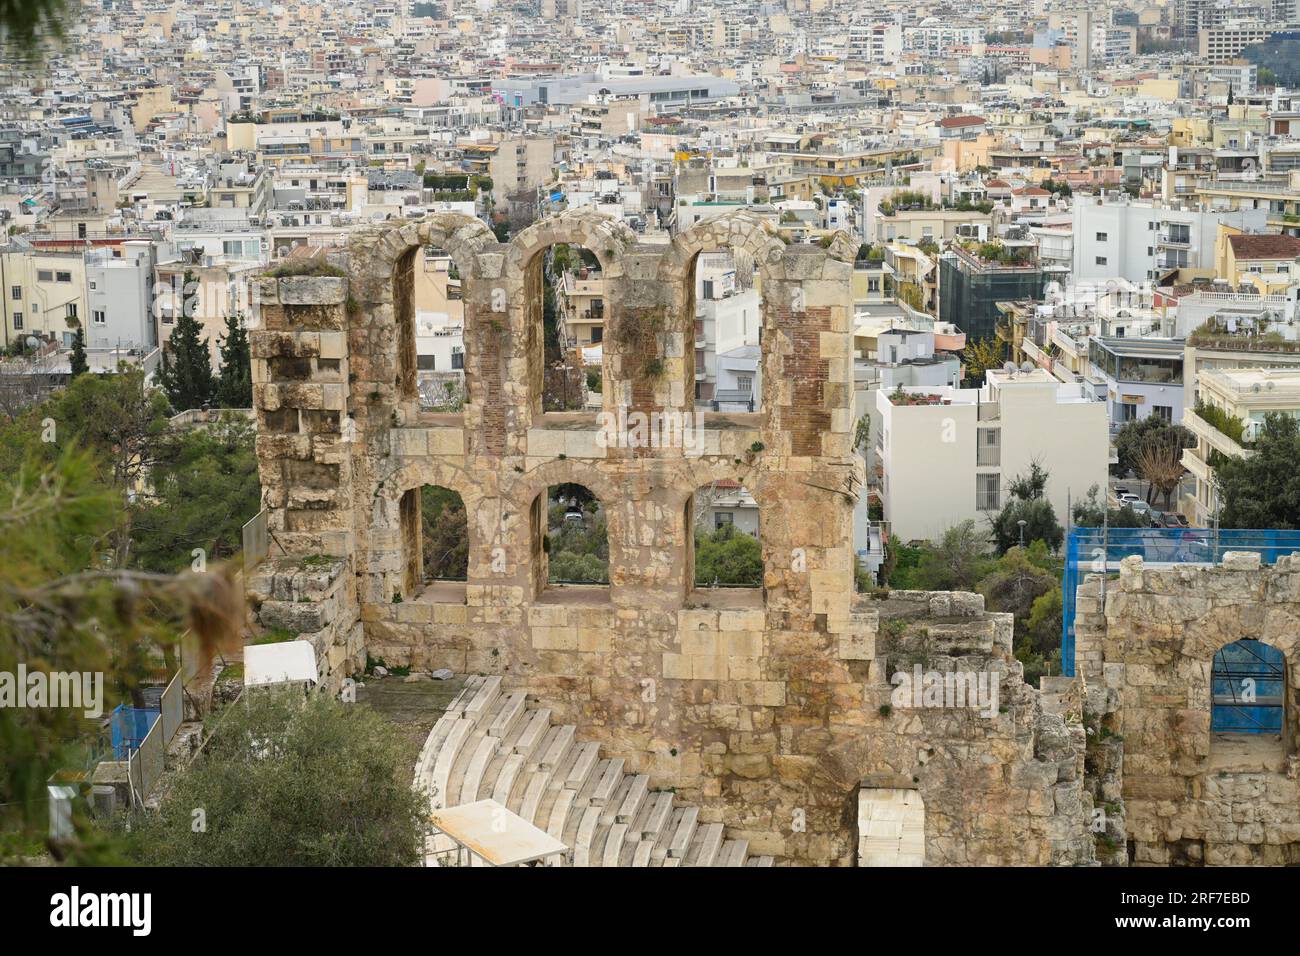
[856, 591, 1093, 865]
[1075, 552, 1300, 865]
[245, 556, 362, 690]
[249, 210, 1091, 864]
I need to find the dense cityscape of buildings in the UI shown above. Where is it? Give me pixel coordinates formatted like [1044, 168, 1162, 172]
[14, 0, 1300, 878]
[9, 0, 1300, 552]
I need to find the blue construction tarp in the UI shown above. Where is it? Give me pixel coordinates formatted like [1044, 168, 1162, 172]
[1211, 639, 1284, 734]
[1061, 527, 1300, 679]
[110, 704, 159, 759]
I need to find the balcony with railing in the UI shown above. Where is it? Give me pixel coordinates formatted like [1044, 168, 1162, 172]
[1182, 406, 1254, 461]
[1181, 444, 1212, 484]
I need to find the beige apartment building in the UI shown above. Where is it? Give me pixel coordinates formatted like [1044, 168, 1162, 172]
[486, 135, 556, 197]
[555, 268, 607, 349]
[1, 248, 88, 348]
[1181, 367, 1300, 525]
[876, 368, 1108, 542]
[1198, 24, 1271, 64]
[155, 258, 262, 366]
[872, 206, 994, 245]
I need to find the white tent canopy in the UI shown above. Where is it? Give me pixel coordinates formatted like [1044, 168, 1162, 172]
[244, 640, 318, 688]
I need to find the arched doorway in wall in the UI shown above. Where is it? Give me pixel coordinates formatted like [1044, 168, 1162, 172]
[397, 484, 469, 605]
[689, 479, 762, 606]
[535, 482, 610, 603]
[364, 214, 494, 420]
[689, 249, 763, 413]
[1209, 638, 1287, 772]
[414, 244, 468, 413]
[858, 787, 925, 867]
[529, 243, 605, 414]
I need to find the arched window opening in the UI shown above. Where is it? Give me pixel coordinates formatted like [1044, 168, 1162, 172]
[535, 244, 603, 413]
[398, 485, 468, 605]
[1210, 638, 1287, 772]
[422, 486, 468, 582]
[692, 480, 762, 597]
[415, 244, 467, 413]
[539, 482, 609, 599]
[691, 249, 762, 413]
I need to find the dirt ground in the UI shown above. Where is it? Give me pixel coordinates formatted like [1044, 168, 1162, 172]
[355, 674, 468, 756]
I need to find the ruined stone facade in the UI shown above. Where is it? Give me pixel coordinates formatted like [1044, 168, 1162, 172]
[248, 210, 1094, 865]
[1076, 551, 1300, 866]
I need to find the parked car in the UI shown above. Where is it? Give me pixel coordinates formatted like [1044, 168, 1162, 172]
[1128, 500, 1151, 516]
[1117, 493, 1141, 506]
[1159, 513, 1189, 529]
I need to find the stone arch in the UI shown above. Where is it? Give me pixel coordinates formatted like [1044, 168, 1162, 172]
[684, 464, 767, 597]
[347, 212, 496, 305]
[507, 457, 624, 517]
[658, 210, 790, 291]
[503, 210, 635, 418]
[511, 458, 620, 601]
[1166, 583, 1300, 763]
[381, 456, 485, 510]
[345, 213, 497, 415]
[375, 457, 487, 601]
[657, 213, 790, 418]
[1182, 604, 1300, 666]
[504, 209, 636, 281]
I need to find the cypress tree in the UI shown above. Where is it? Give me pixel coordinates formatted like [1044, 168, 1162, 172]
[69, 324, 89, 377]
[157, 270, 214, 411]
[214, 312, 253, 408]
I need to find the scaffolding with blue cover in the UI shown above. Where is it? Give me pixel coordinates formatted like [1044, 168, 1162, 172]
[1061, 527, 1300, 690]
[1211, 639, 1285, 734]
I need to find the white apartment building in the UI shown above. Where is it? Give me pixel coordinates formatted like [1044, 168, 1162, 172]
[876, 369, 1109, 542]
[695, 252, 761, 408]
[847, 24, 903, 63]
[1071, 197, 1265, 285]
[1031, 221, 1073, 276]
[1087, 335, 1186, 426]
[85, 241, 157, 354]
[904, 22, 982, 58]
[852, 324, 962, 556]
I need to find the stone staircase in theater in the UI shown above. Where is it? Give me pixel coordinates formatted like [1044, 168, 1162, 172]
[416, 675, 775, 867]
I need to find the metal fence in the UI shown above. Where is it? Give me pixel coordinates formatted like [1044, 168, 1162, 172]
[242, 507, 269, 573]
[1061, 527, 1300, 677]
[160, 672, 184, 744]
[125, 749, 143, 807]
[107, 672, 187, 805]
[136, 717, 165, 802]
